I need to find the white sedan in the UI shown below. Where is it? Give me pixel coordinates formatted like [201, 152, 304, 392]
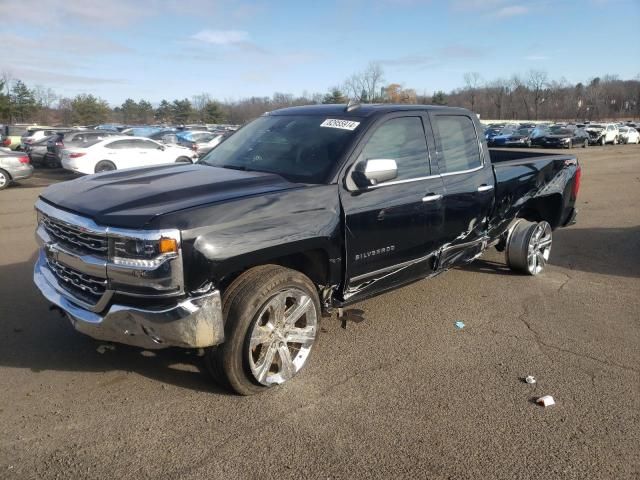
[618, 127, 640, 144]
[61, 136, 198, 174]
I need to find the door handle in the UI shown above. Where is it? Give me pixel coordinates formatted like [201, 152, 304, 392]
[477, 184, 494, 192]
[422, 194, 443, 202]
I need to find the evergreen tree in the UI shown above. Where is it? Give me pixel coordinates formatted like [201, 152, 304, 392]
[171, 99, 193, 124]
[10, 80, 37, 122]
[201, 101, 225, 123]
[155, 100, 172, 123]
[121, 98, 138, 124]
[137, 100, 154, 124]
[431, 90, 447, 105]
[322, 88, 347, 104]
[70, 94, 110, 124]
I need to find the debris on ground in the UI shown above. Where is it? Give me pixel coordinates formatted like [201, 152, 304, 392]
[455, 321, 465, 330]
[338, 309, 365, 329]
[96, 344, 116, 354]
[536, 395, 555, 407]
[525, 375, 537, 384]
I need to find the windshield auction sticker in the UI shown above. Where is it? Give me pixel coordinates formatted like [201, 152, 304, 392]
[320, 119, 360, 130]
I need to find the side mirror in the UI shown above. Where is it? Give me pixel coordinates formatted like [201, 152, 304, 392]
[352, 158, 398, 188]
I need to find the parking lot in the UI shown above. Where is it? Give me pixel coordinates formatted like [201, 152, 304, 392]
[0, 145, 638, 479]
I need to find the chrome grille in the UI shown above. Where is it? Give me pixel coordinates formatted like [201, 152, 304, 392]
[47, 257, 108, 303]
[41, 214, 108, 255]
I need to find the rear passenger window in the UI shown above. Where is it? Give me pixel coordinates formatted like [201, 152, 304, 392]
[432, 116, 482, 174]
[358, 117, 429, 181]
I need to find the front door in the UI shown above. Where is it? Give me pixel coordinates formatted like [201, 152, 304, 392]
[428, 113, 495, 269]
[340, 114, 445, 301]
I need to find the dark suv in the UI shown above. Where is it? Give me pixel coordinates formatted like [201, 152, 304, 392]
[45, 130, 119, 167]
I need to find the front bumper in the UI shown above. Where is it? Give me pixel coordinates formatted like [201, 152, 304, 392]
[34, 250, 225, 350]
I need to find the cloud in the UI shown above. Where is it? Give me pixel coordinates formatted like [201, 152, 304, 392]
[493, 5, 529, 17]
[191, 30, 251, 46]
[6, 66, 124, 86]
[525, 55, 549, 61]
[439, 44, 484, 59]
[378, 55, 437, 67]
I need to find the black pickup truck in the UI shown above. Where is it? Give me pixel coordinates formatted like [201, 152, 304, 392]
[33, 104, 580, 394]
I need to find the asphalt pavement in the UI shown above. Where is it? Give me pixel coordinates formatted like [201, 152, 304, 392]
[0, 147, 638, 479]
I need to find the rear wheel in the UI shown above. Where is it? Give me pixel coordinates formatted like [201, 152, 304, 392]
[0, 169, 10, 190]
[506, 220, 552, 276]
[94, 160, 116, 173]
[204, 265, 321, 395]
[600, 136, 606, 146]
[613, 136, 619, 145]
[583, 139, 588, 148]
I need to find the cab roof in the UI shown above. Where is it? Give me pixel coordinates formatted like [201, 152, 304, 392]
[270, 104, 471, 118]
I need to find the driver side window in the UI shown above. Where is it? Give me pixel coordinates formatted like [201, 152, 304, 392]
[357, 117, 430, 182]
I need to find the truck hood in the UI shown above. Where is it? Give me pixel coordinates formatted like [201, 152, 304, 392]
[39, 164, 300, 228]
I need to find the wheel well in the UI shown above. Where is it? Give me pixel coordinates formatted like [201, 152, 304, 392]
[518, 194, 563, 229]
[0, 168, 12, 180]
[218, 249, 330, 293]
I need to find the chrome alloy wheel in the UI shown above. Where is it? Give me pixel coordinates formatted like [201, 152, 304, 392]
[527, 221, 552, 275]
[248, 288, 317, 386]
[0, 171, 7, 189]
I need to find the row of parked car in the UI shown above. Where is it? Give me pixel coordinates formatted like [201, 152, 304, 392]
[484, 121, 640, 149]
[0, 124, 236, 173]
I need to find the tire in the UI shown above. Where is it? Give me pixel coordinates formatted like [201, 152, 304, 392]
[204, 265, 321, 395]
[175, 156, 192, 163]
[0, 169, 10, 190]
[506, 220, 552, 276]
[567, 140, 572, 149]
[94, 161, 116, 173]
[613, 136, 618, 145]
[526, 140, 532, 148]
[583, 139, 588, 148]
[600, 136, 606, 146]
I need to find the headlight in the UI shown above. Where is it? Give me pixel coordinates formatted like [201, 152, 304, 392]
[110, 231, 180, 268]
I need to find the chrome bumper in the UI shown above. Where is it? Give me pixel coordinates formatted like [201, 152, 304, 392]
[34, 251, 225, 350]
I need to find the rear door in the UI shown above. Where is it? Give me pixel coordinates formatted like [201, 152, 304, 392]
[428, 113, 495, 269]
[340, 114, 445, 299]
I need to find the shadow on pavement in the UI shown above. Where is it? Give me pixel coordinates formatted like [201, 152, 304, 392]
[462, 226, 640, 279]
[0, 254, 231, 395]
[14, 168, 79, 189]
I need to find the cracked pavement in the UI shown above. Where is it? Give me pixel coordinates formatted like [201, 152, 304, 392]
[1, 147, 639, 479]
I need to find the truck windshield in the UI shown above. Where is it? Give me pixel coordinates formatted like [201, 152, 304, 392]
[198, 115, 360, 184]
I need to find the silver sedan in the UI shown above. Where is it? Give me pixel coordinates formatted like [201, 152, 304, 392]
[0, 147, 34, 190]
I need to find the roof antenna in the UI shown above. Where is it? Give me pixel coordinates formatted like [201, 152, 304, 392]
[345, 99, 361, 112]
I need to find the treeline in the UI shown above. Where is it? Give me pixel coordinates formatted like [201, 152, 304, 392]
[1, 66, 639, 126]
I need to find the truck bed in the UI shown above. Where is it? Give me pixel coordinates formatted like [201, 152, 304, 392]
[488, 148, 579, 233]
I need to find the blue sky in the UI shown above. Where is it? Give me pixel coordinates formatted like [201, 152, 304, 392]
[1, 0, 638, 105]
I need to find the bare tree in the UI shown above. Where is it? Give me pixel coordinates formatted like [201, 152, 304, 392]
[463, 72, 483, 113]
[527, 70, 548, 120]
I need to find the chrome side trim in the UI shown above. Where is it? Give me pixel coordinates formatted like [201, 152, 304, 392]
[439, 164, 484, 177]
[365, 173, 440, 190]
[351, 252, 436, 284]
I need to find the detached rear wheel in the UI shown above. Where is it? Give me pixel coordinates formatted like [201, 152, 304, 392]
[205, 265, 320, 395]
[506, 220, 552, 275]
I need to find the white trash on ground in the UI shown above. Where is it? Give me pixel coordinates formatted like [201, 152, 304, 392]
[536, 395, 555, 407]
[525, 375, 537, 384]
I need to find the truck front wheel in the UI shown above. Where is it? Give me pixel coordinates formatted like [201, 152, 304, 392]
[506, 220, 552, 276]
[204, 265, 321, 395]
